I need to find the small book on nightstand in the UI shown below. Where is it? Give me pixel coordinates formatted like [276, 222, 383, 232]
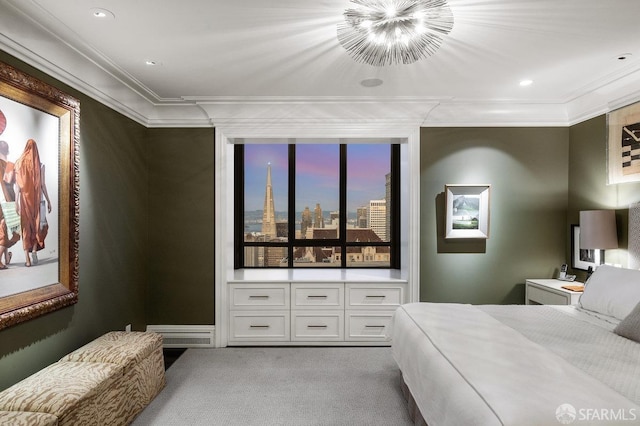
[561, 284, 584, 292]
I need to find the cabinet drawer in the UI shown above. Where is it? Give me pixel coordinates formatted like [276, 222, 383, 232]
[346, 311, 394, 341]
[229, 283, 289, 310]
[527, 285, 570, 305]
[291, 311, 344, 341]
[229, 311, 290, 341]
[291, 283, 343, 309]
[346, 284, 404, 309]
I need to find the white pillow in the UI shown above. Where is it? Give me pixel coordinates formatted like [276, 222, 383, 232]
[578, 265, 640, 320]
[614, 301, 640, 343]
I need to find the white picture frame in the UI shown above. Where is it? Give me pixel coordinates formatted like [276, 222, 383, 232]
[571, 224, 602, 271]
[444, 184, 491, 239]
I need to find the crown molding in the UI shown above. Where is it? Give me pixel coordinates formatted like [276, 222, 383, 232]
[422, 100, 569, 127]
[2, 0, 639, 130]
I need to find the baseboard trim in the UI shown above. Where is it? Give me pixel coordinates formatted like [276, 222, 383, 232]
[146, 325, 215, 348]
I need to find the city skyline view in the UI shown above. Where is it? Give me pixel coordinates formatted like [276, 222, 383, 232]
[244, 143, 391, 214]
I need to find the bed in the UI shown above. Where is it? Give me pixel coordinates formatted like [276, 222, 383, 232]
[391, 264, 640, 426]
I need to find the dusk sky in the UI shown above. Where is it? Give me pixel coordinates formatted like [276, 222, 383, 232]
[244, 144, 391, 214]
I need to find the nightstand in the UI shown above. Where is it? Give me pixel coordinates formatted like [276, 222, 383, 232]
[525, 279, 584, 305]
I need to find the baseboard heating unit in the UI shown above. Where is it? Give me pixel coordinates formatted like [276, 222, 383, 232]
[146, 325, 215, 348]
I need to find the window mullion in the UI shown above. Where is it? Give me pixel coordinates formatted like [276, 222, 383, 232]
[391, 144, 400, 268]
[287, 144, 296, 268]
[340, 144, 347, 268]
[234, 144, 244, 269]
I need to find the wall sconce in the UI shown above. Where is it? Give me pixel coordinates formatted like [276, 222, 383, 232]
[580, 210, 618, 277]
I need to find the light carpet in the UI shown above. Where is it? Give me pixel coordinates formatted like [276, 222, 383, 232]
[133, 347, 413, 426]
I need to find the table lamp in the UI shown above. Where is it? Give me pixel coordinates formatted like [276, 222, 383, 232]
[579, 210, 618, 278]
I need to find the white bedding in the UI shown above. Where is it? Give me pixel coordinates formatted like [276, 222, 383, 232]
[549, 305, 620, 331]
[391, 303, 640, 426]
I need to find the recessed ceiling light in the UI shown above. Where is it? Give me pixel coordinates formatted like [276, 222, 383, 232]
[519, 79, 533, 87]
[617, 53, 632, 60]
[361, 78, 383, 88]
[145, 60, 162, 66]
[90, 8, 115, 19]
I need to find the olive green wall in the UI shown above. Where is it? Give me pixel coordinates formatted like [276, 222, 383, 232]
[568, 115, 640, 280]
[420, 127, 570, 304]
[0, 52, 215, 391]
[1, 48, 637, 391]
[0, 52, 149, 390]
[147, 128, 215, 324]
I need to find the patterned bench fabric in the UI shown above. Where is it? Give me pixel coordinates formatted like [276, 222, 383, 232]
[0, 362, 120, 424]
[99, 343, 167, 425]
[60, 332, 163, 372]
[97, 348, 166, 425]
[0, 332, 165, 426]
[0, 410, 58, 426]
[58, 331, 166, 425]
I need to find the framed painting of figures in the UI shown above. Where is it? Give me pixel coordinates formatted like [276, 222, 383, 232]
[0, 61, 79, 330]
[607, 100, 640, 184]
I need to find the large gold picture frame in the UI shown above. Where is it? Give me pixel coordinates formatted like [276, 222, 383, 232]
[0, 61, 79, 330]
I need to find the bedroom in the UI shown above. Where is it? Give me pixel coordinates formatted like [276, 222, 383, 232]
[1, 0, 640, 424]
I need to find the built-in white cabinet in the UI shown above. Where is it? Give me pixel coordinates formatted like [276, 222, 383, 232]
[228, 280, 406, 345]
[345, 283, 404, 342]
[228, 283, 290, 342]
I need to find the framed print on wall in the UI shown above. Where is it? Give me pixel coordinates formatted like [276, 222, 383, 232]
[607, 100, 640, 184]
[444, 184, 490, 239]
[0, 61, 80, 330]
[571, 224, 602, 271]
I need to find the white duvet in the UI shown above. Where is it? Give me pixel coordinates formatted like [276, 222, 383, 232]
[391, 303, 640, 426]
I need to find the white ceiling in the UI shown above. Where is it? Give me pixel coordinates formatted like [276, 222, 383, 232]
[1, 0, 640, 128]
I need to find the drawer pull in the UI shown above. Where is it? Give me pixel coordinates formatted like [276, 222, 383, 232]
[248, 295, 270, 300]
[307, 325, 328, 329]
[307, 295, 328, 299]
[249, 325, 270, 329]
[364, 325, 385, 329]
[364, 295, 386, 299]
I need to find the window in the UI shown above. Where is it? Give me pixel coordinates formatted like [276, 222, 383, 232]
[235, 141, 400, 269]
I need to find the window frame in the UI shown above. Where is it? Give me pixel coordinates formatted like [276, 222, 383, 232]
[235, 142, 400, 269]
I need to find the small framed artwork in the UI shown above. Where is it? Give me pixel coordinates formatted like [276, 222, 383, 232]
[0, 61, 80, 330]
[571, 224, 602, 271]
[444, 184, 490, 239]
[607, 100, 640, 184]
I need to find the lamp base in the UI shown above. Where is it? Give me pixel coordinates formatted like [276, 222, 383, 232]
[586, 266, 594, 281]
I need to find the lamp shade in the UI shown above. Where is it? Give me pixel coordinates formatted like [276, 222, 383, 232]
[579, 210, 618, 250]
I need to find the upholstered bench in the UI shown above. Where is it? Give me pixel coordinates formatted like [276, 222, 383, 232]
[59, 331, 166, 423]
[0, 410, 59, 425]
[0, 331, 165, 426]
[0, 361, 122, 425]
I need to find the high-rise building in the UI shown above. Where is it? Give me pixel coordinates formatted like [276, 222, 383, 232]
[357, 206, 368, 228]
[369, 199, 386, 240]
[264, 246, 287, 267]
[329, 210, 340, 227]
[261, 163, 277, 238]
[300, 206, 312, 237]
[313, 203, 324, 229]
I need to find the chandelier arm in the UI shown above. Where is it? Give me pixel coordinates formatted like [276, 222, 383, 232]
[337, 0, 453, 66]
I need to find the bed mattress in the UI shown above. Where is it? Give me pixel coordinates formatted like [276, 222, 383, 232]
[391, 303, 640, 426]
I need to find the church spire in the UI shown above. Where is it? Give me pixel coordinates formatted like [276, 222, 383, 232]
[261, 162, 277, 237]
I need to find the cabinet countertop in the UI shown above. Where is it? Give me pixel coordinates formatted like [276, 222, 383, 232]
[230, 268, 408, 283]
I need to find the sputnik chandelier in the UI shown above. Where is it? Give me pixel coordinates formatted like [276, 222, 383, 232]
[337, 0, 454, 66]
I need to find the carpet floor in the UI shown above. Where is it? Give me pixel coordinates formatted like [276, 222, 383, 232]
[133, 347, 413, 426]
